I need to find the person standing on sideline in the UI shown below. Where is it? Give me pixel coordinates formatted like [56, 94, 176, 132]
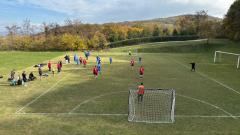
[38, 65, 43, 80]
[137, 83, 145, 103]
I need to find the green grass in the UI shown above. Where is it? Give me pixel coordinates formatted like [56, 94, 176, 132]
[0, 39, 240, 135]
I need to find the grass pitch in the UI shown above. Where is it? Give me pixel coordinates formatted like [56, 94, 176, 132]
[0, 39, 240, 135]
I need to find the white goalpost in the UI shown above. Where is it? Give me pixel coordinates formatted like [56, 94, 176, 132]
[128, 88, 175, 123]
[214, 51, 240, 69]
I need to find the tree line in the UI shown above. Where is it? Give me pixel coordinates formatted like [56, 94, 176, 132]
[0, 9, 234, 51]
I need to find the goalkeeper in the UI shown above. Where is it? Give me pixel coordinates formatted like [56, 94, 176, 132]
[137, 83, 145, 103]
[190, 61, 196, 72]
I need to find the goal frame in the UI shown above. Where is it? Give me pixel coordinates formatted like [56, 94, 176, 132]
[214, 51, 240, 69]
[128, 88, 176, 124]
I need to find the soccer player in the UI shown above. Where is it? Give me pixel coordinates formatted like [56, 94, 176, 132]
[130, 58, 135, 69]
[79, 56, 83, 65]
[129, 51, 132, 56]
[38, 65, 43, 80]
[52, 67, 55, 76]
[139, 66, 144, 78]
[64, 54, 70, 64]
[97, 64, 101, 74]
[57, 62, 61, 73]
[74, 54, 79, 65]
[109, 57, 112, 64]
[137, 82, 145, 103]
[138, 57, 142, 64]
[96, 56, 99, 64]
[83, 59, 87, 67]
[190, 62, 196, 72]
[93, 66, 98, 78]
[48, 61, 52, 71]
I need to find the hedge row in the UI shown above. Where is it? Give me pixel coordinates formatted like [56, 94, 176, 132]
[109, 35, 199, 48]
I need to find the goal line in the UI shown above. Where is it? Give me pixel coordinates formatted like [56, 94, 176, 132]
[14, 113, 240, 118]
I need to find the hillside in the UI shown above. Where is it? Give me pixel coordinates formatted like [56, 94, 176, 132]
[118, 14, 222, 26]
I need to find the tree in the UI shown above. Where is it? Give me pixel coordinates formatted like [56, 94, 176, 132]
[21, 18, 32, 36]
[176, 16, 196, 35]
[172, 28, 178, 36]
[195, 10, 208, 34]
[162, 27, 169, 36]
[5, 24, 20, 50]
[152, 25, 160, 36]
[127, 27, 143, 39]
[92, 32, 108, 49]
[223, 0, 240, 41]
[42, 22, 49, 40]
[141, 27, 152, 37]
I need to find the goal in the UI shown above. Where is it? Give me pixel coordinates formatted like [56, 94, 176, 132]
[128, 88, 175, 123]
[214, 51, 240, 69]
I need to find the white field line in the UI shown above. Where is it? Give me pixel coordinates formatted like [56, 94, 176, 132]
[176, 94, 237, 119]
[171, 58, 240, 95]
[15, 71, 73, 114]
[15, 113, 128, 116]
[14, 113, 240, 118]
[14, 92, 239, 119]
[175, 115, 240, 118]
[69, 90, 236, 118]
[69, 91, 127, 113]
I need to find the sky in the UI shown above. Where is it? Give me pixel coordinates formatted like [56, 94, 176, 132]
[0, 0, 235, 35]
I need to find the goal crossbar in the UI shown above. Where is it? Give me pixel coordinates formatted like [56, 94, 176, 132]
[214, 51, 240, 69]
[215, 51, 240, 56]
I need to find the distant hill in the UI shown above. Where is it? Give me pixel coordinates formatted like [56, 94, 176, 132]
[117, 14, 222, 26]
[39, 14, 222, 37]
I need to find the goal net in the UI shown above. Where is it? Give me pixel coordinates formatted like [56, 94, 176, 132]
[128, 89, 175, 123]
[214, 51, 240, 69]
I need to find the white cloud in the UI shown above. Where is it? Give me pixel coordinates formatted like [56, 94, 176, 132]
[0, 0, 236, 24]
[170, 0, 235, 16]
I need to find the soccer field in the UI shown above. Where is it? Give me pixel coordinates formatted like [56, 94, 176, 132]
[0, 39, 240, 135]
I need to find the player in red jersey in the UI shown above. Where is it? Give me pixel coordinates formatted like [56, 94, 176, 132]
[83, 59, 87, 67]
[130, 58, 135, 69]
[137, 82, 145, 102]
[47, 61, 52, 71]
[93, 66, 98, 78]
[139, 66, 144, 78]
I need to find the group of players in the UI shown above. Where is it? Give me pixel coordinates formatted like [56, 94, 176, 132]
[128, 51, 145, 103]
